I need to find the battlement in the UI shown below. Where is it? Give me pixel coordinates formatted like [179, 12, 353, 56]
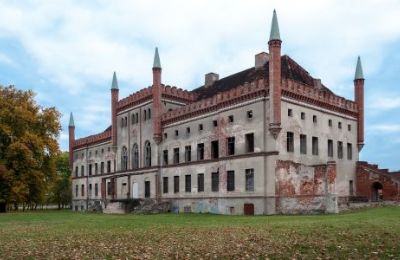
[73, 129, 111, 149]
[161, 79, 267, 125]
[117, 87, 153, 112]
[282, 79, 358, 117]
[161, 85, 197, 103]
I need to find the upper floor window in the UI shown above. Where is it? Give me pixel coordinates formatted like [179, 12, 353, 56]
[186, 127, 190, 135]
[245, 133, 254, 153]
[185, 146, 191, 162]
[313, 115, 317, 123]
[211, 140, 219, 159]
[228, 115, 234, 123]
[328, 119, 332, 127]
[338, 122, 342, 129]
[300, 134, 307, 154]
[328, 139, 333, 157]
[199, 124, 203, 131]
[144, 110, 147, 120]
[144, 141, 151, 167]
[348, 124, 351, 131]
[301, 112, 305, 120]
[121, 146, 128, 171]
[213, 120, 218, 127]
[131, 114, 135, 125]
[173, 148, 180, 164]
[338, 141, 343, 159]
[287, 132, 294, 153]
[312, 137, 319, 155]
[148, 108, 151, 119]
[227, 137, 235, 156]
[247, 110, 253, 119]
[197, 143, 204, 160]
[135, 113, 139, 123]
[163, 150, 168, 165]
[288, 109, 293, 117]
[347, 143, 353, 160]
[132, 144, 139, 169]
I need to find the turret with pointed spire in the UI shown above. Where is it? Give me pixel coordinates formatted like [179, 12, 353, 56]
[68, 112, 75, 171]
[354, 56, 365, 150]
[152, 47, 162, 144]
[268, 9, 282, 139]
[111, 72, 119, 148]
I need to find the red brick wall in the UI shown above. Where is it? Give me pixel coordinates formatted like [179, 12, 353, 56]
[68, 125, 75, 171]
[354, 79, 364, 146]
[356, 162, 400, 201]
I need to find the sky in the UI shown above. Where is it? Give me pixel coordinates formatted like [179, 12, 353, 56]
[0, 0, 399, 170]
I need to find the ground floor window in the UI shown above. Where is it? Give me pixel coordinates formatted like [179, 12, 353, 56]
[145, 181, 150, 198]
[211, 172, 219, 192]
[163, 177, 168, 193]
[197, 174, 204, 192]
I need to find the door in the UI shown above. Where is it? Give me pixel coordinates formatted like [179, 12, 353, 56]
[132, 182, 139, 199]
[244, 203, 254, 215]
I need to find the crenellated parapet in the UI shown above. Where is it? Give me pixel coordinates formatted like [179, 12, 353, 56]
[73, 129, 111, 150]
[117, 87, 153, 112]
[161, 85, 198, 103]
[282, 79, 358, 117]
[161, 79, 267, 125]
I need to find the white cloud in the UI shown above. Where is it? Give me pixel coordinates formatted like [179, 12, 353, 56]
[369, 124, 400, 133]
[0, 52, 16, 67]
[369, 96, 400, 111]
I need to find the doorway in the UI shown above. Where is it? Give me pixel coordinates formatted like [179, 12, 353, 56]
[371, 182, 383, 202]
[244, 203, 254, 215]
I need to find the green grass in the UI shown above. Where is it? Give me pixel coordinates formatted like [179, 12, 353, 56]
[1, 207, 400, 259]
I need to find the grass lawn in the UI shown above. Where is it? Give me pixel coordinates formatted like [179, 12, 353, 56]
[0, 207, 399, 259]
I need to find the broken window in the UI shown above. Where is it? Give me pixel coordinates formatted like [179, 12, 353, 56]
[312, 136, 319, 155]
[300, 134, 307, 154]
[227, 137, 235, 156]
[245, 133, 254, 153]
[245, 169, 254, 192]
[197, 174, 204, 192]
[174, 176, 179, 193]
[227, 171, 235, 191]
[185, 145, 191, 162]
[228, 115, 234, 123]
[144, 181, 150, 198]
[213, 120, 218, 127]
[173, 148, 180, 164]
[163, 177, 168, 194]
[337, 141, 343, 159]
[163, 150, 168, 165]
[144, 141, 151, 167]
[347, 143, 352, 160]
[199, 124, 203, 131]
[328, 139, 333, 157]
[211, 172, 219, 192]
[247, 110, 253, 119]
[197, 143, 204, 160]
[211, 140, 219, 159]
[185, 175, 191, 192]
[132, 144, 139, 169]
[287, 132, 294, 153]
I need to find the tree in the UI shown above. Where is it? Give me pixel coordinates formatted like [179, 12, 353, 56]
[0, 85, 61, 210]
[49, 152, 72, 209]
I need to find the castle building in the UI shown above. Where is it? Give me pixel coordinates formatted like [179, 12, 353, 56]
[70, 11, 367, 214]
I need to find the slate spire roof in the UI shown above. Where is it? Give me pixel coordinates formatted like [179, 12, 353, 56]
[111, 71, 118, 90]
[354, 56, 364, 80]
[269, 9, 281, 41]
[69, 112, 75, 127]
[153, 47, 161, 69]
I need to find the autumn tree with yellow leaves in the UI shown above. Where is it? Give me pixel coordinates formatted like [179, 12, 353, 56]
[0, 85, 61, 210]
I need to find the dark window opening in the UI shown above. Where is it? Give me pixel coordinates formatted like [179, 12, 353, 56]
[348, 124, 351, 131]
[197, 174, 204, 192]
[211, 140, 219, 159]
[173, 148, 180, 164]
[144, 181, 150, 198]
[245, 169, 254, 192]
[338, 122, 342, 129]
[197, 143, 204, 160]
[300, 134, 307, 154]
[328, 119, 332, 127]
[163, 150, 168, 165]
[213, 120, 218, 127]
[228, 115, 234, 123]
[287, 132, 294, 152]
[163, 177, 168, 194]
[95, 183, 98, 197]
[227, 171, 235, 191]
[144, 141, 151, 167]
[185, 175, 191, 192]
[301, 112, 305, 120]
[89, 164, 92, 176]
[174, 176, 179, 193]
[211, 172, 219, 192]
[175, 130, 179, 136]
[347, 143, 352, 160]
[227, 137, 235, 156]
[245, 133, 254, 153]
[312, 137, 319, 155]
[288, 109, 293, 117]
[328, 139, 333, 157]
[313, 115, 317, 123]
[107, 161, 111, 173]
[186, 127, 190, 134]
[185, 146, 191, 162]
[199, 124, 203, 131]
[247, 110, 253, 119]
[338, 141, 343, 159]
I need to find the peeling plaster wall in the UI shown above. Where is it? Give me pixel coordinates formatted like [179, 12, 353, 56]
[275, 160, 338, 214]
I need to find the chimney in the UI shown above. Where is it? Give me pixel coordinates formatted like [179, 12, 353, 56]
[313, 79, 322, 89]
[205, 72, 219, 87]
[255, 52, 269, 69]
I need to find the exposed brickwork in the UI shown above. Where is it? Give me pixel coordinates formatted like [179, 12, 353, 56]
[68, 125, 75, 171]
[152, 68, 162, 144]
[354, 79, 364, 148]
[356, 161, 400, 201]
[111, 88, 119, 147]
[73, 129, 111, 150]
[268, 39, 282, 138]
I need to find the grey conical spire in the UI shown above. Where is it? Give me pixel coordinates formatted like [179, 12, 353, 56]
[269, 9, 281, 41]
[69, 112, 75, 127]
[354, 56, 364, 80]
[153, 47, 161, 69]
[111, 71, 118, 90]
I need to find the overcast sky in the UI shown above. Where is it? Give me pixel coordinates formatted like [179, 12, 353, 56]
[0, 0, 399, 170]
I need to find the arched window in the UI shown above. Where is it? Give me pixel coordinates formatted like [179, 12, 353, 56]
[132, 143, 139, 169]
[148, 108, 151, 119]
[144, 141, 151, 167]
[144, 110, 147, 120]
[121, 146, 128, 171]
[131, 114, 135, 125]
[135, 113, 139, 123]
